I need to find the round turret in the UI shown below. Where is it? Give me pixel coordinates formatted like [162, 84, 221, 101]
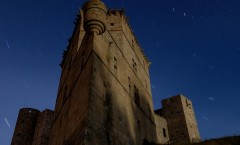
[83, 0, 107, 35]
[11, 108, 40, 145]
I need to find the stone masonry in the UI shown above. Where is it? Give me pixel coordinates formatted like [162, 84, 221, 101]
[11, 0, 201, 145]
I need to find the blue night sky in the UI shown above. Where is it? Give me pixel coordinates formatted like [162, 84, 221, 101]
[0, 0, 240, 144]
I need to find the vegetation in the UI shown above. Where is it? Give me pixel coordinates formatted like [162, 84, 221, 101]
[156, 136, 240, 145]
[191, 136, 240, 145]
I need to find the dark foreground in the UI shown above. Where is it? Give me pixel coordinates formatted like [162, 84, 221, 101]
[153, 136, 240, 145]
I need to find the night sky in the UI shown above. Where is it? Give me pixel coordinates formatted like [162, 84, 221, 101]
[1, 0, 240, 144]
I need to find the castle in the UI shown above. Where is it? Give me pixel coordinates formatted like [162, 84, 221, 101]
[11, 0, 201, 144]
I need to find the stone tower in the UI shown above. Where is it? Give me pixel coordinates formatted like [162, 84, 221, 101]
[11, 1, 202, 144]
[11, 108, 54, 145]
[48, 0, 157, 144]
[161, 94, 201, 144]
[11, 108, 40, 145]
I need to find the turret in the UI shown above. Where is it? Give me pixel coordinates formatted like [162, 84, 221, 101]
[83, 0, 107, 34]
[11, 108, 40, 145]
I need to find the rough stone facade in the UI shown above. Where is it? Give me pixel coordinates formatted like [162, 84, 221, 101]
[11, 108, 53, 145]
[11, 0, 201, 145]
[161, 95, 201, 144]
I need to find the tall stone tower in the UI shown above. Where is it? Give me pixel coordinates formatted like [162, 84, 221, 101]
[11, 1, 202, 145]
[161, 94, 201, 144]
[48, 0, 157, 145]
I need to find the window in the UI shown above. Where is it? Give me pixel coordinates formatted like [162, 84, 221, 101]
[110, 23, 114, 26]
[128, 77, 131, 93]
[134, 85, 140, 106]
[132, 58, 137, 73]
[114, 57, 117, 75]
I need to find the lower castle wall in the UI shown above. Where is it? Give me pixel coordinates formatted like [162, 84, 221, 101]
[154, 114, 169, 144]
[84, 53, 157, 145]
[48, 52, 93, 145]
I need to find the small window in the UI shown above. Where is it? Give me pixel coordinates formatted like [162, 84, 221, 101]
[134, 86, 140, 106]
[110, 23, 114, 26]
[128, 77, 131, 93]
[132, 59, 137, 73]
[114, 57, 117, 75]
[114, 57, 117, 68]
[163, 128, 167, 137]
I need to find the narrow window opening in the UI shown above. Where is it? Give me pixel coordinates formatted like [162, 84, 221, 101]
[114, 57, 117, 75]
[110, 23, 114, 26]
[163, 128, 167, 137]
[132, 59, 137, 73]
[128, 77, 131, 94]
[132, 39, 134, 47]
[134, 85, 140, 106]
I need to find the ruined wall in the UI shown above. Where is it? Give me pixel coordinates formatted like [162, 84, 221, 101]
[180, 96, 201, 143]
[162, 94, 201, 144]
[11, 108, 40, 145]
[154, 114, 169, 144]
[32, 109, 54, 145]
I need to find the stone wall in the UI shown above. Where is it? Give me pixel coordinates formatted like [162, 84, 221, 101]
[162, 94, 201, 144]
[154, 114, 169, 144]
[32, 109, 54, 145]
[11, 108, 40, 145]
